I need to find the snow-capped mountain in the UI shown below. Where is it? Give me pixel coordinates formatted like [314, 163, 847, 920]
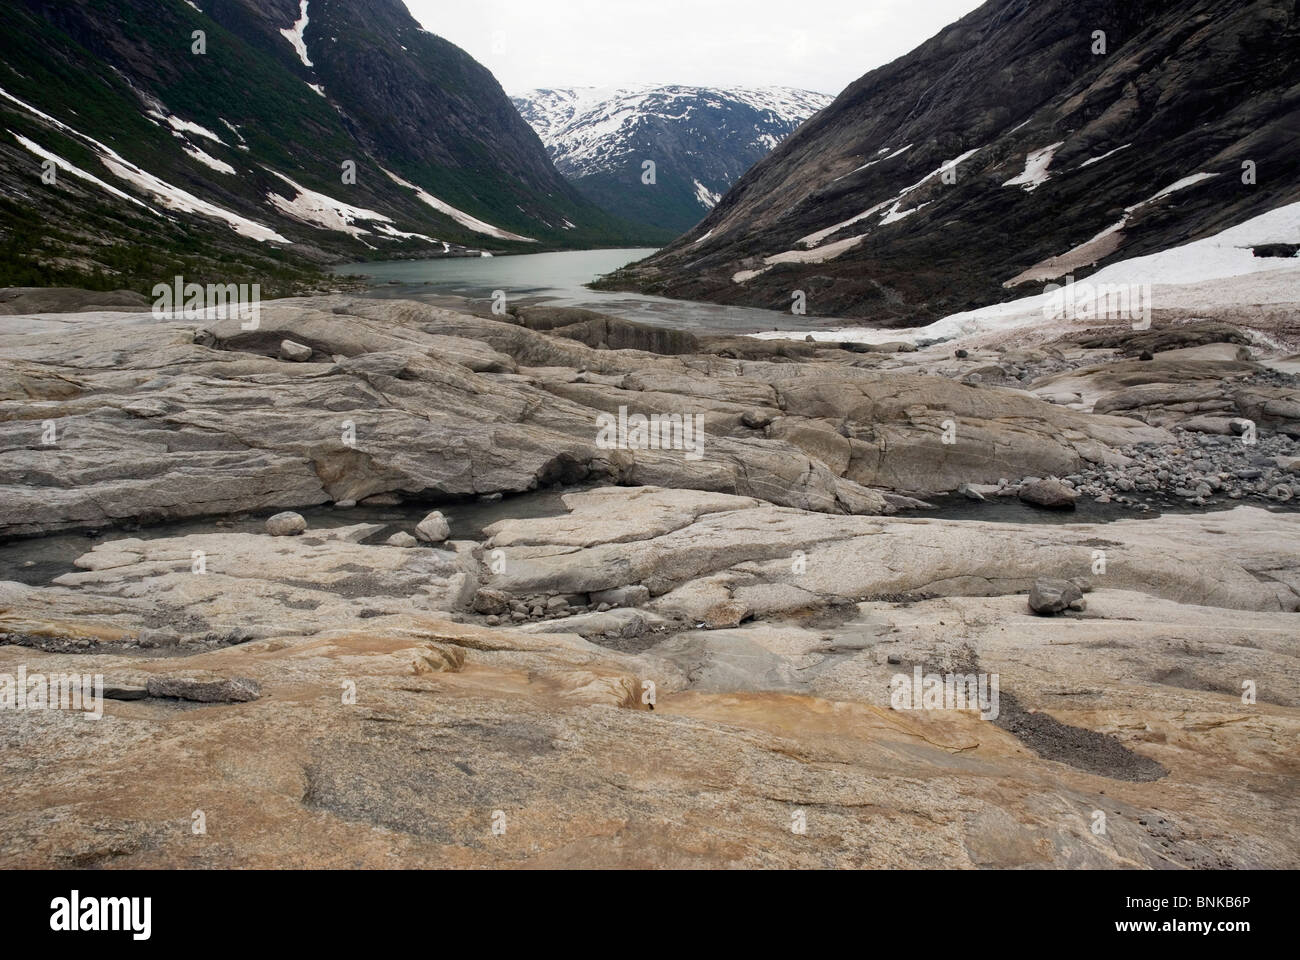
[602, 0, 1300, 325]
[513, 85, 832, 237]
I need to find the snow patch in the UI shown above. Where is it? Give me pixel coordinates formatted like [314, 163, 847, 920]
[732, 232, 869, 283]
[102, 157, 288, 243]
[1007, 172, 1221, 285]
[880, 200, 931, 225]
[798, 199, 894, 248]
[1140, 172, 1218, 206]
[0, 86, 75, 134]
[147, 110, 225, 144]
[1003, 141, 1064, 191]
[374, 223, 437, 242]
[837, 143, 912, 180]
[1079, 143, 1131, 168]
[694, 179, 721, 209]
[281, 0, 314, 68]
[0, 85, 285, 243]
[801, 148, 980, 248]
[9, 132, 155, 211]
[266, 171, 392, 236]
[184, 144, 236, 175]
[755, 200, 1300, 346]
[381, 167, 536, 242]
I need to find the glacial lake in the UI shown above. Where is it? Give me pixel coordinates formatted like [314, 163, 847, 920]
[332, 247, 838, 335]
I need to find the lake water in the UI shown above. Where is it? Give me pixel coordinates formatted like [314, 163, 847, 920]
[332, 248, 834, 335]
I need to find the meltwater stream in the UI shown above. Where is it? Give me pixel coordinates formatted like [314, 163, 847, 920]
[5, 485, 1291, 590]
[0, 490, 575, 588]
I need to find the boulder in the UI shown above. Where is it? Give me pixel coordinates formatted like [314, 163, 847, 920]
[146, 673, 262, 703]
[1028, 579, 1085, 615]
[1018, 478, 1079, 510]
[700, 600, 750, 629]
[1181, 416, 1239, 435]
[137, 628, 180, 648]
[471, 588, 512, 616]
[279, 339, 313, 362]
[415, 511, 451, 543]
[520, 608, 656, 640]
[266, 511, 307, 536]
[590, 585, 651, 608]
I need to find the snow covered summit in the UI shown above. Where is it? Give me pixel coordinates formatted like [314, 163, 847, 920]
[513, 85, 831, 237]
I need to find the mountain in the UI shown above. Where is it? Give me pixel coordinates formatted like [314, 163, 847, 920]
[0, 0, 642, 295]
[599, 0, 1300, 326]
[512, 85, 832, 239]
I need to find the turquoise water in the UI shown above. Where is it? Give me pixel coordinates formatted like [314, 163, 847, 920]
[332, 248, 827, 334]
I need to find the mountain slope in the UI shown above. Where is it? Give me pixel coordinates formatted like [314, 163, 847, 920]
[600, 0, 1300, 325]
[513, 85, 831, 238]
[0, 0, 642, 294]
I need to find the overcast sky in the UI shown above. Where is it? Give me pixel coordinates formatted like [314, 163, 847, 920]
[405, 0, 985, 97]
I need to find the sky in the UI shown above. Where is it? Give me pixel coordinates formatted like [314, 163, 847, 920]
[404, 0, 986, 97]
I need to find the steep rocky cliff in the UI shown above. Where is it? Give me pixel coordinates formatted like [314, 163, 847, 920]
[601, 0, 1300, 325]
